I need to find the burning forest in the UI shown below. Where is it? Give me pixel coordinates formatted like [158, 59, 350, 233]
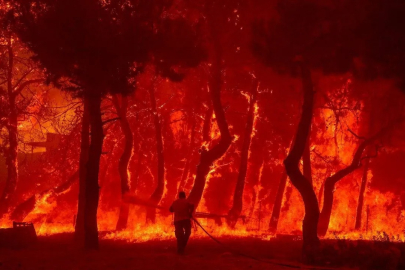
[1, 0, 405, 269]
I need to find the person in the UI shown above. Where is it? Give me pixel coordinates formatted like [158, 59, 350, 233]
[169, 191, 194, 254]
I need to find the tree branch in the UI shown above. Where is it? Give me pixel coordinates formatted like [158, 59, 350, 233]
[12, 79, 43, 98]
[102, 117, 120, 125]
[12, 68, 34, 90]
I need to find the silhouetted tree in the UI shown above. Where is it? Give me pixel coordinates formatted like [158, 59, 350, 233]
[228, 78, 258, 225]
[252, 0, 361, 260]
[113, 95, 133, 230]
[0, 29, 44, 218]
[75, 98, 89, 240]
[318, 125, 394, 236]
[145, 77, 165, 223]
[7, 0, 177, 249]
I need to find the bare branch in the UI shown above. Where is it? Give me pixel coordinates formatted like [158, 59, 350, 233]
[12, 79, 43, 98]
[348, 128, 366, 140]
[102, 117, 120, 125]
[12, 68, 34, 90]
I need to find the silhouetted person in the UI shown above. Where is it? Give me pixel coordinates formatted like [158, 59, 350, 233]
[169, 191, 194, 254]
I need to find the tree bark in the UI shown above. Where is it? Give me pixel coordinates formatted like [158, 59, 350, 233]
[84, 93, 103, 250]
[74, 97, 90, 242]
[269, 138, 294, 232]
[133, 148, 143, 194]
[269, 171, 288, 232]
[303, 136, 312, 185]
[355, 156, 370, 230]
[187, 17, 232, 208]
[146, 83, 165, 223]
[113, 95, 133, 230]
[202, 105, 213, 142]
[228, 79, 258, 224]
[0, 37, 17, 218]
[318, 126, 391, 237]
[178, 119, 196, 192]
[283, 64, 319, 261]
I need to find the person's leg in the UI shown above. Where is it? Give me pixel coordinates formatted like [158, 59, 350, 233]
[174, 221, 184, 254]
[183, 219, 192, 251]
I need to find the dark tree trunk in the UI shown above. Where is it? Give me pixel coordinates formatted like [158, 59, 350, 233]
[183, 106, 212, 193]
[202, 105, 213, 142]
[228, 79, 258, 224]
[318, 127, 390, 237]
[303, 136, 312, 185]
[146, 84, 165, 223]
[283, 64, 319, 261]
[178, 119, 196, 192]
[318, 180, 325, 206]
[247, 161, 265, 220]
[133, 148, 143, 193]
[84, 93, 103, 250]
[0, 38, 17, 218]
[11, 170, 79, 222]
[113, 95, 134, 230]
[187, 18, 232, 208]
[75, 97, 90, 242]
[269, 171, 288, 232]
[355, 157, 370, 230]
[269, 138, 294, 232]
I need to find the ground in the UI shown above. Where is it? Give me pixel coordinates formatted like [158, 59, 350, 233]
[0, 233, 402, 270]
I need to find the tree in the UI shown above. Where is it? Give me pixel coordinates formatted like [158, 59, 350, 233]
[8, 0, 177, 249]
[185, 0, 244, 209]
[112, 95, 133, 230]
[252, 0, 361, 259]
[145, 77, 165, 223]
[228, 78, 258, 225]
[269, 137, 294, 232]
[75, 98, 89, 240]
[137, 16, 207, 211]
[284, 63, 319, 259]
[354, 152, 370, 230]
[317, 125, 394, 236]
[0, 30, 44, 218]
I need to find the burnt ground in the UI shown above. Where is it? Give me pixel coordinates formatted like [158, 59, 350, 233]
[0, 233, 404, 270]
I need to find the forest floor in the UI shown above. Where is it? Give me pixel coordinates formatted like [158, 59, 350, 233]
[0, 232, 403, 270]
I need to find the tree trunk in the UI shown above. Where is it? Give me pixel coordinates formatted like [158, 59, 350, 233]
[146, 83, 165, 223]
[113, 95, 133, 230]
[318, 180, 325, 207]
[75, 97, 90, 242]
[178, 119, 196, 192]
[303, 136, 312, 185]
[228, 79, 258, 224]
[269, 171, 288, 232]
[133, 148, 143, 194]
[269, 138, 294, 232]
[202, 105, 213, 142]
[187, 18, 232, 208]
[283, 64, 319, 261]
[84, 93, 103, 250]
[0, 37, 17, 219]
[355, 156, 370, 230]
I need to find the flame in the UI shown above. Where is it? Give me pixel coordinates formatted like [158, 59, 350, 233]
[2, 74, 405, 246]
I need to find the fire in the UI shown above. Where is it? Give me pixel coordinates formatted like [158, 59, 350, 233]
[1, 60, 405, 247]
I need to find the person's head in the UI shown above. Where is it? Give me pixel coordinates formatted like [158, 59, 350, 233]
[179, 191, 186, 199]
